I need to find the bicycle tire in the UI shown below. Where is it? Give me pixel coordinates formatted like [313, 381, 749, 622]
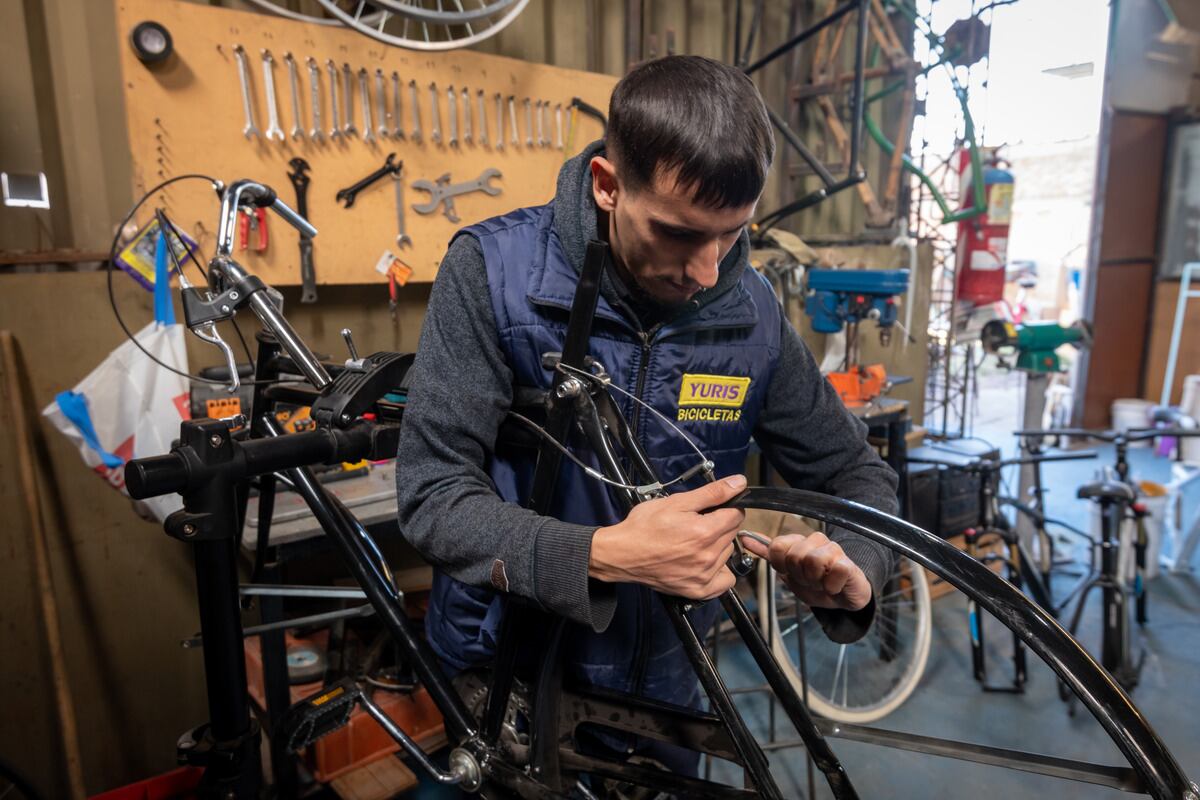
[727, 487, 1197, 800]
[755, 555, 932, 723]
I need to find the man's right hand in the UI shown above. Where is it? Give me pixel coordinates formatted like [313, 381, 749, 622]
[588, 474, 747, 600]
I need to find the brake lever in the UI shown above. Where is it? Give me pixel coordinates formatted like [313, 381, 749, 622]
[191, 321, 240, 394]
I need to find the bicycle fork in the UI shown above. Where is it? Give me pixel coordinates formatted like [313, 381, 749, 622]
[965, 528, 1027, 693]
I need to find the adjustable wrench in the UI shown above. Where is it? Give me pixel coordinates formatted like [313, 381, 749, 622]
[476, 89, 488, 146]
[284, 52, 304, 140]
[495, 93, 504, 151]
[392, 167, 412, 249]
[341, 63, 356, 136]
[336, 152, 400, 208]
[429, 82, 442, 144]
[261, 50, 285, 141]
[233, 45, 259, 139]
[411, 168, 503, 224]
[408, 79, 422, 142]
[358, 68, 375, 144]
[391, 72, 404, 139]
[374, 69, 390, 139]
[306, 57, 324, 142]
[461, 87, 472, 144]
[447, 85, 458, 147]
[326, 60, 343, 140]
[523, 98, 533, 147]
[287, 157, 318, 304]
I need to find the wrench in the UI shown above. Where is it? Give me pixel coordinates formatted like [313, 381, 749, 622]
[523, 98, 533, 147]
[284, 52, 304, 140]
[509, 96, 519, 147]
[461, 87, 472, 144]
[542, 101, 551, 148]
[341, 63, 356, 136]
[287, 157, 318, 304]
[411, 168, 503, 223]
[374, 69, 390, 139]
[326, 60, 343, 140]
[535, 99, 545, 147]
[233, 45, 259, 139]
[336, 152, 400, 208]
[358, 68, 375, 144]
[391, 72, 405, 139]
[555, 103, 563, 149]
[392, 167, 412, 249]
[495, 93, 504, 151]
[306, 57, 324, 142]
[408, 79, 422, 142]
[429, 82, 442, 144]
[261, 50, 285, 141]
[476, 89, 488, 146]
[447, 85, 458, 147]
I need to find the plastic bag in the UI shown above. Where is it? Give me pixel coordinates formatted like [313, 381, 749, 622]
[42, 230, 190, 521]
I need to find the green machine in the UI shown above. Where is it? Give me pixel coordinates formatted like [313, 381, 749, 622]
[981, 319, 1090, 373]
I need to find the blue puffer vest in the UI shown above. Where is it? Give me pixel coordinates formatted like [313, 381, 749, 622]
[425, 201, 782, 711]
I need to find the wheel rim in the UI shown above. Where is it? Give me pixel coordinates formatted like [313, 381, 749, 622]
[756, 555, 932, 723]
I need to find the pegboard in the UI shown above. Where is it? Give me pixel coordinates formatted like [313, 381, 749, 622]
[114, 0, 616, 285]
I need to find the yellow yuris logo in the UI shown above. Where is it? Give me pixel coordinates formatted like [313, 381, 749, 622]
[677, 373, 751, 422]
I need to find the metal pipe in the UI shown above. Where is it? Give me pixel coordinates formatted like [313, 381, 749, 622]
[743, 0, 858, 76]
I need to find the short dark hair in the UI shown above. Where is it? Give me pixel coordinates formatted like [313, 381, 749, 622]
[606, 55, 775, 209]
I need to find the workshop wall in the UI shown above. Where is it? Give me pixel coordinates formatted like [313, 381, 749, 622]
[0, 1, 922, 794]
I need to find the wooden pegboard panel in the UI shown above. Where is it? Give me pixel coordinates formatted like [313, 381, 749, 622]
[114, 0, 615, 285]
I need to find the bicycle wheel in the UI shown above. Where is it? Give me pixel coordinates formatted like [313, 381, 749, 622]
[755, 553, 932, 723]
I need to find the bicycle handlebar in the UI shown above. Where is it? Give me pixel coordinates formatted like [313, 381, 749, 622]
[1016, 427, 1200, 443]
[907, 449, 1098, 471]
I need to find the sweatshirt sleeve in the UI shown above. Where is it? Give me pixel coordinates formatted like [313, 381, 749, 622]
[395, 235, 617, 632]
[753, 315, 900, 643]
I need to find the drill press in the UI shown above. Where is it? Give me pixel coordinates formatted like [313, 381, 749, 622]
[804, 269, 910, 407]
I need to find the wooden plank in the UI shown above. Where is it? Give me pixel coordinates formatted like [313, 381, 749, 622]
[113, 0, 615, 285]
[330, 756, 417, 800]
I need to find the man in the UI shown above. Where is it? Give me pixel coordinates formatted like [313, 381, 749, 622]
[396, 55, 898, 774]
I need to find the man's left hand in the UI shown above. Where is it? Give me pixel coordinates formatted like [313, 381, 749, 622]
[740, 531, 872, 611]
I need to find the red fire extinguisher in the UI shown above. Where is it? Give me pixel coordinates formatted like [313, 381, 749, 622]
[954, 147, 1014, 306]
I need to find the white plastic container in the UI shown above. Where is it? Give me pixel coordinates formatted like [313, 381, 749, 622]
[1111, 398, 1153, 445]
[1179, 375, 1200, 464]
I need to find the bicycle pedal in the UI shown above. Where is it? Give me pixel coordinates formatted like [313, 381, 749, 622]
[277, 677, 363, 752]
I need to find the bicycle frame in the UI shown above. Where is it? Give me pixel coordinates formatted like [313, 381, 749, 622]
[124, 187, 1198, 799]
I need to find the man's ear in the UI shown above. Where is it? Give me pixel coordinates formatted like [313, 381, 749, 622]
[590, 156, 619, 213]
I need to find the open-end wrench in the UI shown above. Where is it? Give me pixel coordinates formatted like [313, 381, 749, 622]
[306, 57, 324, 142]
[476, 89, 488, 146]
[509, 96, 519, 147]
[429, 82, 442, 144]
[408, 79, 422, 142]
[326, 60, 343, 140]
[447, 85, 458, 147]
[542, 101, 551, 148]
[495, 93, 504, 151]
[341, 63, 356, 137]
[535, 99, 545, 147]
[411, 168, 503, 223]
[392, 167, 412, 249]
[391, 72, 404, 139]
[523, 98, 533, 147]
[358, 68, 375, 144]
[374, 69, 390, 140]
[461, 87, 472, 144]
[555, 103, 564, 149]
[261, 50, 285, 141]
[284, 52, 304, 140]
[287, 157, 318, 304]
[233, 45, 259, 139]
[336, 152, 400, 208]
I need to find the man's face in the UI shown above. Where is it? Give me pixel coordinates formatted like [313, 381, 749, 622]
[590, 156, 758, 307]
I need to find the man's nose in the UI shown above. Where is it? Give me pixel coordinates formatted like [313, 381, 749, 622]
[684, 239, 721, 289]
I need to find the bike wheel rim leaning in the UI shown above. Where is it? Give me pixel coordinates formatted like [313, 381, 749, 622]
[727, 486, 1197, 800]
[756, 556, 932, 724]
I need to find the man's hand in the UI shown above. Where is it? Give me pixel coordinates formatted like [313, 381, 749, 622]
[740, 531, 872, 611]
[588, 475, 747, 600]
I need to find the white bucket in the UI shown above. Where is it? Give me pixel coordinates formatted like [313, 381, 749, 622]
[1111, 398, 1153, 445]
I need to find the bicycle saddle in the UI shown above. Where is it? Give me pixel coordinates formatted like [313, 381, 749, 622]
[1076, 480, 1135, 503]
